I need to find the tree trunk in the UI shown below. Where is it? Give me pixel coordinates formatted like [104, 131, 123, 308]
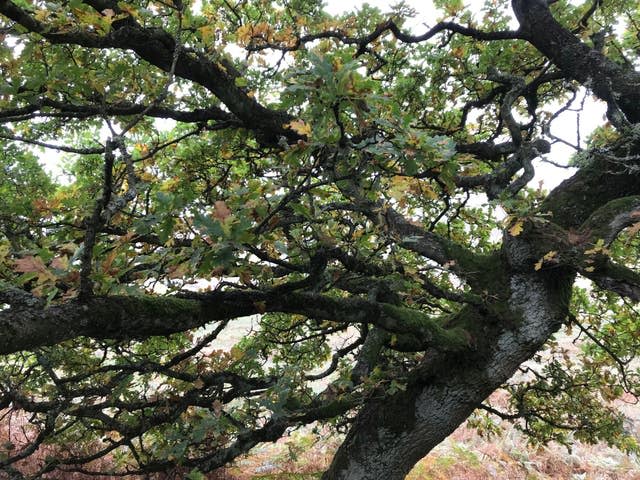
[323, 262, 573, 480]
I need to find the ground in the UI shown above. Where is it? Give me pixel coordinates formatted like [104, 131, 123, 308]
[214, 391, 639, 480]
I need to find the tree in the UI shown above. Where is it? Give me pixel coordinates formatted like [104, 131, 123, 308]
[1, 0, 640, 477]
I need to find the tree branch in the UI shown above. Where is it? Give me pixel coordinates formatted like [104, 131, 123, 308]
[0, 287, 471, 355]
[580, 258, 640, 302]
[580, 196, 640, 245]
[0, 99, 238, 125]
[0, 0, 300, 144]
[512, 0, 640, 125]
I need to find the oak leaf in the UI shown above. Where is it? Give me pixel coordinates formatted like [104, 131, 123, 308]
[285, 119, 311, 136]
[508, 220, 524, 237]
[213, 200, 232, 221]
[14, 256, 48, 274]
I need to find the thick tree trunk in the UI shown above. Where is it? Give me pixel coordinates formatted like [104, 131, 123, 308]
[323, 262, 573, 479]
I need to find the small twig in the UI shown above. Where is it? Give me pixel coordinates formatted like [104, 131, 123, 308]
[119, 7, 185, 136]
[78, 139, 116, 300]
[0, 132, 104, 154]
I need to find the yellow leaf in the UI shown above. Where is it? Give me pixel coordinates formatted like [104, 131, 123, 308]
[534, 250, 558, 271]
[508, 220, 524, 236]
[104, 430, 122, 441]
[229, 346, 244, 361]
[0, 243, 10, 262]
[236, 24, 252, 45]
[452, 46, 465, 58]
[584, 266, 595, 272]
[199, 25, 215, 44]
[50, 256, 68, 271]
[134, 143, 149, 155]
[34, 9, 48, 21]
[118, 3, 140, 18]
[236, 23, 273, 46]
[285, 119, 311, 137]
[419, 183, 439, 200]
[388, 176, 410, 202]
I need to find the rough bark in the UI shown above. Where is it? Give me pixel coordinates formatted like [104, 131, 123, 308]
[323, 242, 573, 479]
[0, 290, 469, 355]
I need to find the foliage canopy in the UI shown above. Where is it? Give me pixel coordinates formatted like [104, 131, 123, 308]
[1, 0, 640, 478]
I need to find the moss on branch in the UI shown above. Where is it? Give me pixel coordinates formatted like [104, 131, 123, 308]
[381, 304, 471, 351]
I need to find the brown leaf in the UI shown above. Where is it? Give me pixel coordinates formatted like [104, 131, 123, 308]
[239, 270, 252, 286]
[14, 256, 48, 274]
[167, 263, 188, 279]
[625, 222, 640, 245]
[50, 256, 68, 270]
[213, 200, 232, 221]
[567, 228, 590, 245]
[193, 378, 205, 389]
[59, 242, 78, 255]
[101, 249, 119, 274]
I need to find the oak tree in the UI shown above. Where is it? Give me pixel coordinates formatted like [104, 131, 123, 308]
[1, 0, 640, 478]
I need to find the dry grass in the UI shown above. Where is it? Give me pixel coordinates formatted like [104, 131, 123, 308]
[209, 389, 640, 480]
[1, 405, 639, 479]
[217, 418, 640, 480]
